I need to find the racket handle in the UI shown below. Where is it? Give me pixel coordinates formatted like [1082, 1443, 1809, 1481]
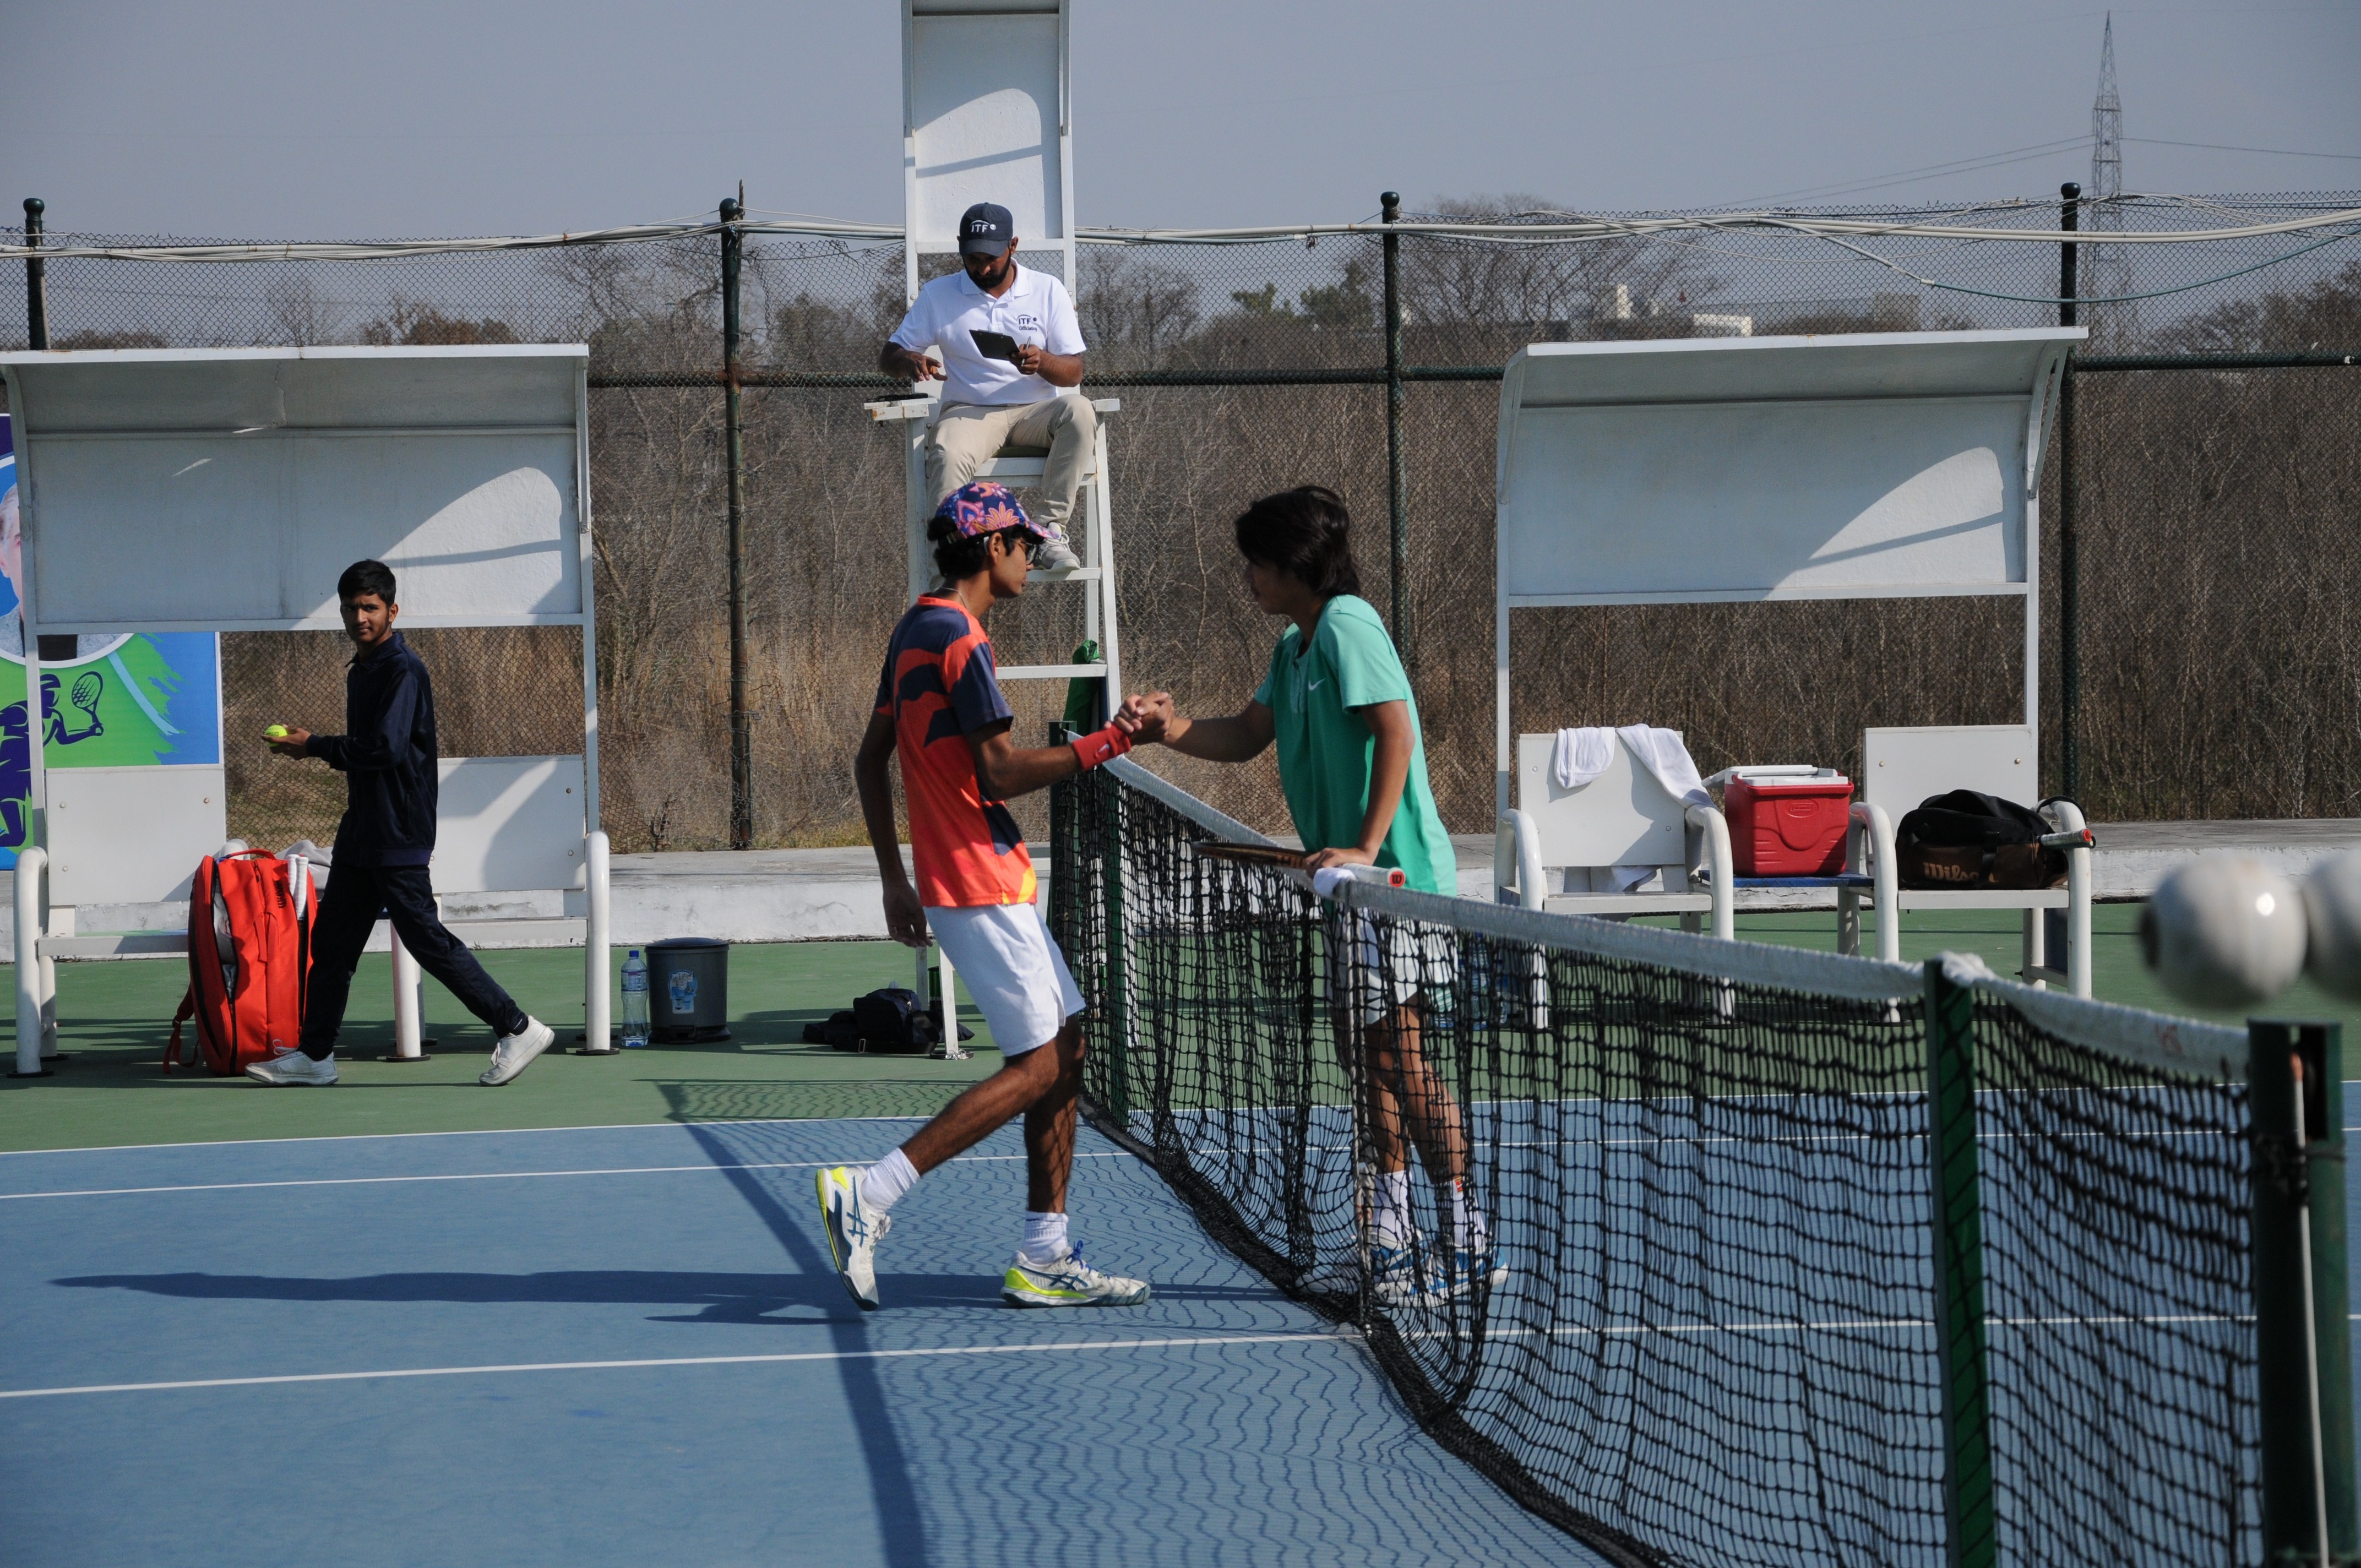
[2037, 827, 2095, 850]
[1311, 865, 1409, 897]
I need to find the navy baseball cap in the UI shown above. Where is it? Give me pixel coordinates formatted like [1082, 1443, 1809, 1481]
[957, 202, 1014, 258]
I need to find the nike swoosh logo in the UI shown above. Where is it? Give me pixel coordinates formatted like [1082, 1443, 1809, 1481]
[1308, 679, 1326, 692]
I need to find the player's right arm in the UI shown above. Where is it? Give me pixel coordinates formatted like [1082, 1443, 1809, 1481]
[855, 709, 928, 948]
[1130, 693, 1273, 764]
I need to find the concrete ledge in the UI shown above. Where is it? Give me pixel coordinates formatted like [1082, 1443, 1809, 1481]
[7, 821, 2360, 951]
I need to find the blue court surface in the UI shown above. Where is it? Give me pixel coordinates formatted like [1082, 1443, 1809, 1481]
[0, 1118, 1588, 1568]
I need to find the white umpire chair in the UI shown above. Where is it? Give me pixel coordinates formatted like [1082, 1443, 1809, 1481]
[871, 0, 1108, 1055]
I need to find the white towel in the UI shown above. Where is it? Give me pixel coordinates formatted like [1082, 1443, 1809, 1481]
[1549, 726, 1711, 892]
[1550, 727, 1618, 790]
[1615, 724, 1710, 808]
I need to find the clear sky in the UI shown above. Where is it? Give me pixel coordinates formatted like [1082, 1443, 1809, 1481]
[4, 1, 2355, 239]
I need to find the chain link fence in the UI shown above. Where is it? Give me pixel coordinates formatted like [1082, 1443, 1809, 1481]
[2, 193, 2355, 848]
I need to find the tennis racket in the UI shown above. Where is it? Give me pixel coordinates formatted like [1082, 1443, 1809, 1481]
[1189, 840, 1306, 869]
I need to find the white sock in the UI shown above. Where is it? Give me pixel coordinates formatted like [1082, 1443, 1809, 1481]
[1443, 1178, 1491, 1253]
[1019, 1211, 1070, 1263]
[1373, 1168, 1415, 1248]
[858, 1149, 920, 1215]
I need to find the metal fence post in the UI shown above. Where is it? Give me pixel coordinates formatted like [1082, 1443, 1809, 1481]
[2253, 1020, 2358, 1565]
[1381, 190, 1409, 671]
[1924, 959, 1996, 1568]
[22, 197, 48, 350]
[719, 195, 752, 851]
[2058, 183, 2080, 803]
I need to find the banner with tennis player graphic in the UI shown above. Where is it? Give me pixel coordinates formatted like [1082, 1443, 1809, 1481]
[0, 415, 224, 869]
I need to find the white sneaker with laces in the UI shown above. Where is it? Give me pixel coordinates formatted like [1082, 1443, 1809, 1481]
[817, 1166, 890, 1310]
[246, 1051, 338, 1086]
[480, 1017, 556, 1086]
[1032, 537, 1084, 573]
[1002, 1248, 1152, 1308]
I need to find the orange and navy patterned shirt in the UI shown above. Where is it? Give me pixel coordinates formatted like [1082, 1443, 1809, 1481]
[874, 595, 1037, 908]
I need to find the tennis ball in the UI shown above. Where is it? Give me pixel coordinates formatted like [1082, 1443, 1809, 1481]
[264, 724, 289, 741]
[2139, 857, 2307, 1008]
[2302, 851, 2361, 1000]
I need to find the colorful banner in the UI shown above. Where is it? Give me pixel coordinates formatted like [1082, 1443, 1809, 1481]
[0, 416, 222, 868]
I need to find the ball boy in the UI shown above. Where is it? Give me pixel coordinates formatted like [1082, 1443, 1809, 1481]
[246, 560, 556, 1087]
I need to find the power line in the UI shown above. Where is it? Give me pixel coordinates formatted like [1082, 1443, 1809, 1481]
[2128, 136, 2361, 162]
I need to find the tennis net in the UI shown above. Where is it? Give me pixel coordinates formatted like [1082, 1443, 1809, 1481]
[1048, 758, 2261, 1568]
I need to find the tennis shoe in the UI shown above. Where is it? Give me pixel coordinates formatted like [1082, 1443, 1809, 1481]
[245, 1051, 338, 1086]
[480, 1018, 556, 1086]
[1370, 1242, 1509, 1306]
[1001, 1249, 1151, 1308]
[1032, 537, 1083, 573]
[1369, 1242, 1422, 1305]
[817, 1166, 891, 1310]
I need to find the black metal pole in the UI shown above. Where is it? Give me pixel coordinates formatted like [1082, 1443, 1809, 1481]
[23, 198, 48, 350]
[720, 196, 751, 851]
[2057, 183, 2080, 804]
[1381, 190, 1408, 669]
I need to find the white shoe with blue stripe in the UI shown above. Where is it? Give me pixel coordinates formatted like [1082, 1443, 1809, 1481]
[817, 1166, 891, 1311]
[1001, 1249, 1151, 1308]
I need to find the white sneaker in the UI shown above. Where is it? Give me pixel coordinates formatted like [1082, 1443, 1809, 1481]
[246, 1051, 338, 1086]
[1372, 1240, 1509, 1306]
[1033, 537, 1083, 573]
[1002, 1248, 1152, 1308]
[817, 1166, 890, 1310]
[480, 1018, 556, 1086]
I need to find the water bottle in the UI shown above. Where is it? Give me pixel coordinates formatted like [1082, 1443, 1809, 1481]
[621, 949, 650, 1048]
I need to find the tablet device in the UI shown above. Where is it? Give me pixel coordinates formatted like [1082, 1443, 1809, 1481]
[969, 329, 1025, 365]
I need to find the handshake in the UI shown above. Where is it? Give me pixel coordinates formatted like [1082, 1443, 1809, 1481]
[1108, 692, 1176, 746]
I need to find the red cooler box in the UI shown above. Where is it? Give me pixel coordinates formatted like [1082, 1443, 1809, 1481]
[1723, 774, 1854, 876]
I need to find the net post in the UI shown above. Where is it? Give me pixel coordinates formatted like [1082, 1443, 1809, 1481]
[1923, 959, 1996, 1568]
[2253, 1019, 2357, 1565]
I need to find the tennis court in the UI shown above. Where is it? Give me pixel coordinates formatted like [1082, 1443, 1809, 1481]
[0, 1115, 1587, 1568]
[1, 760, 2351, 1567]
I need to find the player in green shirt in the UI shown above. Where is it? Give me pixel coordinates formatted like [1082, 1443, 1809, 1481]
[1133, 486, 1497, 1302]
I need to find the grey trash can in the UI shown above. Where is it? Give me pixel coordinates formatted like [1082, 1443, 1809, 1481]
[648, 937, 730, 1043]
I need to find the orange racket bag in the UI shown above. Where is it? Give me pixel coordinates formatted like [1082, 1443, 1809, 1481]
[164, 850, 317, 1075]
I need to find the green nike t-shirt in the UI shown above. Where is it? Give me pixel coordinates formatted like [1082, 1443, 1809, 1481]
[1252, 594, 1456, 896]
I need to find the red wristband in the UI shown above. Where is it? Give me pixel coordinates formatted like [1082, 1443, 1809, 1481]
[1071, 722, 1133, 771]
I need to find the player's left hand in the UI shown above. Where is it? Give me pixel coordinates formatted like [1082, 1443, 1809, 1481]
[1015, 343, 1044, 374]
[1302, 845, 1377, 873]
[882, 878, 931, 949]
[267, 727, 313, 758]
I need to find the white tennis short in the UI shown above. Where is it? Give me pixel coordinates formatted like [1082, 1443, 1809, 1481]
[1326, 911, 1455, 1031]
[926, 902, 1084, 1057]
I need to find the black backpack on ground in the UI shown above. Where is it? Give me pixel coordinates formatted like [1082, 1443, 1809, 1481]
[1895, 791, 2068, 891]
[802, 987, 974, 1054]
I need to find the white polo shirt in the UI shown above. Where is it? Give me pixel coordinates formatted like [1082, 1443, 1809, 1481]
[889, 264, 1085, 407]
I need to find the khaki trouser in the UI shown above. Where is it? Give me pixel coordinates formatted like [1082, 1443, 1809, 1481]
[924, 394, 1098, 543]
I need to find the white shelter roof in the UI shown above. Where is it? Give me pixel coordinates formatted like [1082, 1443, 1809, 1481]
[1494, 329, 2081, 606]
[0, 345, 590, 634]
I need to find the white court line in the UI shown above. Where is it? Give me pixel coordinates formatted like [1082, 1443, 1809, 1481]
[0, 1150, 1127, 1202]
[0, 1331, 1356, 1401]
[0, 1111, 959, 1160]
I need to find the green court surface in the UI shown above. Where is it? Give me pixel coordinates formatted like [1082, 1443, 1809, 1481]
[0, 943, 1003, 1154]
[4, 906, 2352, 1155]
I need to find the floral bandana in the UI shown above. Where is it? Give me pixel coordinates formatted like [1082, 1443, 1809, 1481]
[933, 481, 1041, 541]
